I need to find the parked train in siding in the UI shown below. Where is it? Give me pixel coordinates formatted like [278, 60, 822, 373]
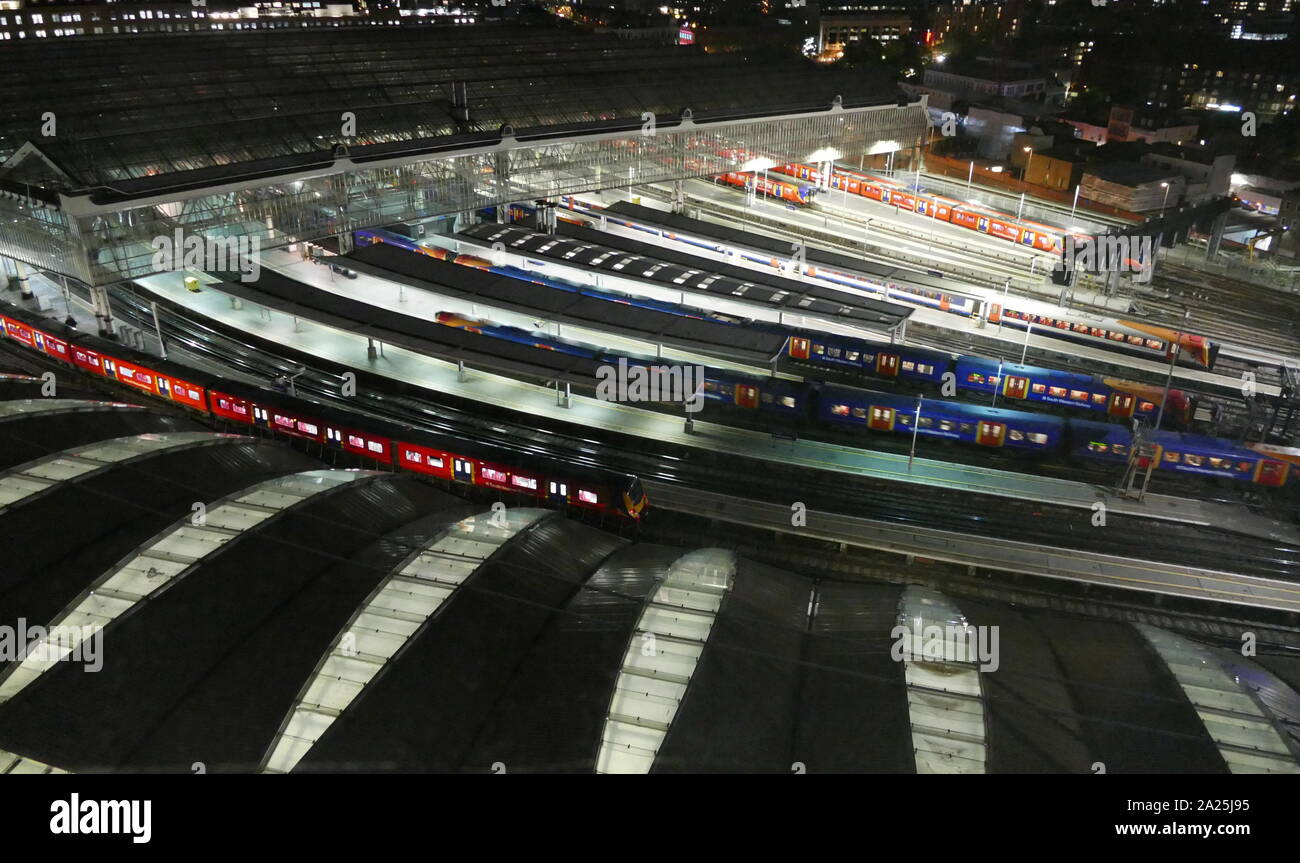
[561, 197, 1220, 369]
[0, 309, 648, 520]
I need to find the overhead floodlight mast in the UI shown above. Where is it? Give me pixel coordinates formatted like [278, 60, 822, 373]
[739, 156, 777, 203]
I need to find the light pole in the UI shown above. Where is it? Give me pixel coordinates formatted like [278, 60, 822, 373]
[1022, 146, 1034, 184]
[1159, 182, 1171, 219]
[1016, 191, 1027, 223]
[997, 278, 1011, 334]
[991, 358, 1005, 407]
[1155, 309, 1190, 430]
[966, 159, 975, 194]
[1069, 184, 1081, 222]
[908, 394, 924, 470]
[1020, 321, 1033, 365]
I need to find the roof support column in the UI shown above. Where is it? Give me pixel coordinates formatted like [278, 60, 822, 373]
[90, 285, 115, 339]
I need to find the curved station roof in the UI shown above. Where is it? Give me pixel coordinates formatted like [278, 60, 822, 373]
[1, 391, 1298, 774]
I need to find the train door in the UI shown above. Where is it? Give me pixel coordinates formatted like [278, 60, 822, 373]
[976, 421, 1006, 446]
[1002, 376, 1029, 400]
[876, 353, 900, 376]
[453, 457, 474, 483]
[788, 337, 810, 360]
[734, 384, 760, 409]
[548, 480, 568, 505]
[1255, 460, 1290, 487]
[939, 294, 951, 311]
[988, 304, 1002, 324]
[977, 217, 990, 233]
[252, 405, 270, 426]
[1107, 392, 1136, 417]
[868, 405, 896, 431]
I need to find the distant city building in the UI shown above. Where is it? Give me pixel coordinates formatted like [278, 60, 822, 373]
[1140, 145, 1235, 204]
[1080, 161, 1185, 213]
[923, 56, 1062, 104]
[930, 0, 1025, 45]
[0, 0, 501, 40]
[1064, 107, 1200, 147]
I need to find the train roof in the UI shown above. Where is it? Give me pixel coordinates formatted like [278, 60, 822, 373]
[820, 383, 1063, 427]
[955, 355, 1099, 387]
[347, 240, 788, 366]
[598, 200, 984, 302]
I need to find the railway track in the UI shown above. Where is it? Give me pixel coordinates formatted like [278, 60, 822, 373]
[85, 283, 1300, 582]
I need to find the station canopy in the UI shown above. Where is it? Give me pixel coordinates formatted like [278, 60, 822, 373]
[0, 23, 930, 287]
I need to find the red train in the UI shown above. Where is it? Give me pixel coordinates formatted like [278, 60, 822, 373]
[714, 171, 820, 205]
[773, 162, 1074, 254]
[0, 309, 647, 521]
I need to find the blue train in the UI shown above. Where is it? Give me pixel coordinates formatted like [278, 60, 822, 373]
[357, 225, 1195, 428]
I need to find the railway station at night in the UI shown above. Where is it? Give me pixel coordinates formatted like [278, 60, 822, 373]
[1, 0, 1299, 822]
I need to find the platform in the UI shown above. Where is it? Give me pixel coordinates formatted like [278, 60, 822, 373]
[109, 267, 1300, 548]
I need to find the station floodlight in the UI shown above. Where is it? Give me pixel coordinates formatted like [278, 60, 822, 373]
[739, 157, 777, 172]
[807, 147, 842, 163]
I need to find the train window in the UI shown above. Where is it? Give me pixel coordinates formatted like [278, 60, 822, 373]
[901, 360, 915, 372]
[967, 373, 985, 384]
[1109, 332, 1126, 341]
[298, 422, 319, 436]
[348, 434, 365, 448]
[427, 455, 445, 469]
[938, 420, 955, 431]
[1208, 458, 1229, 469]
[812, 344, 825, 355]
[918, 417, 933, 428]
[482, 467, 507, 482]
[1139, 401, 1155, 412]
[704, 381, 720, 393]
[1184, 454, 1204, 467]
[831, 404, 850, 416]
[828, 348, 842, 358]
[1056, 321, 1070, 331]
[1049, 386, 1067, 398]
[1088, 442, 1109, 454]
[852, 407, 867, 419]
[1145, 340, 1163, 350]
[368, 441, 384, 453]
[511, 475, 538, 491]
[1028, 433, 1048, 445]
[898, 414, 912, 425]
[1070, 390, 1089, 401]
[1113, 444, 1128, 456]
[761, 392, 773, 403]
[404, 450, 422, 463]
[846, 351, 860, 362]
[780, 396, 797, 408]
[1163, 451, 1180, 463]
[578, 490, 599, 504]
[1091, 328, 1105, 337]
[1092, 393, 1107, 405]
[959, 423, 973, 434]
[918, 364, 935, 375]
[989, 376, 1000, 386]
[1009, 429, 1025, 441]
[1128, 336, 1145, 346]
[1073, 324, 1089, 333]
[1237, 461, 1252, 472]
[1031, 383, 1046, 394]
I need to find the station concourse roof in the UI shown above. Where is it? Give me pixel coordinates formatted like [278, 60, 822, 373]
[0, 23, 898, 195]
